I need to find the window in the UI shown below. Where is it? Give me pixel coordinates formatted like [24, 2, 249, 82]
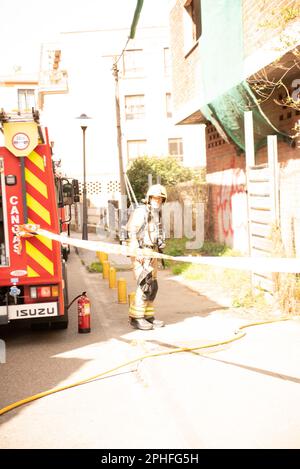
[125, 95, 145, 120]
[123, 49, 144, 76]
[18, 89, 36, 112]
[164, 47, 171, 76]
[183, 0, 202, 54]
[127, 140, 147, 161]
[166, 93, 173, 118]
[168, 138, 183, 160]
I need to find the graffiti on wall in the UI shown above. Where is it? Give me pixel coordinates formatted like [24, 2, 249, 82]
[216, 166, 248, 251]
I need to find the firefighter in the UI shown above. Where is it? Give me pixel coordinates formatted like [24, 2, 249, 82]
[127, 184, 167, 330]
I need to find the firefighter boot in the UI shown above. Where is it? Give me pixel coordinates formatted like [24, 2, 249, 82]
[145, 317, 165, 328]
[129, 317, 153, 330]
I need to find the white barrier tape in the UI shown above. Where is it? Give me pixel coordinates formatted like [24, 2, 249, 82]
[33, 228, 300, 274]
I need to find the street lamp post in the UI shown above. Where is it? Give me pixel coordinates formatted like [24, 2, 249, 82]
[76, 113, 91, 240]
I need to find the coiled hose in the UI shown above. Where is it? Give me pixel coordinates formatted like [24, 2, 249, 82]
[0, 316, 291, 416]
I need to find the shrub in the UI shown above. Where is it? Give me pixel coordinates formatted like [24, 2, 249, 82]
[87, 262, 103, 273]
[171, 263, 189, 275]
[163, 237, 190, 271]
[164, 237, 187, 257]
[126, 156, 204, 203]
[195, 241, 242, 258]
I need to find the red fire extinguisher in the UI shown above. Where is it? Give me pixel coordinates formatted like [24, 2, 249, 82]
[78, 292, 91, 333]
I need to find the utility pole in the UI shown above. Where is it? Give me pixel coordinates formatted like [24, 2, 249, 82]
[105, 0, 144, 198]
[112, 59, 126, 196]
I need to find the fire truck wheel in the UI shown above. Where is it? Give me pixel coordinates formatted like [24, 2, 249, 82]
[62, 247, 69, 262]
[30, 322, 50, 331]
[51, 320, 68, 330]
[62, 260, 69, 308]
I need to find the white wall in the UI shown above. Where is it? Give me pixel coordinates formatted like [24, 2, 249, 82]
[40, 26, 203, 207]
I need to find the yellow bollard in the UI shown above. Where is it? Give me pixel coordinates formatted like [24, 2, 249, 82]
[102, 260, 110, 280]
[118, 278, 127, 304]
[128, 291, 136, 307]
[101, 252, 108, 264]
[109, 267, 117, 288]
[97, 251, 108, 264]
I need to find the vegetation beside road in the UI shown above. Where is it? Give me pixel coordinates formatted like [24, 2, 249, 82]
[127, 156, 205, 203]
[163, 238, 267, 309]
[86, 261, 103, 273]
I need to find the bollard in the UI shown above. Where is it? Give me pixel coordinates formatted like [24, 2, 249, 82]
[128, 291, 136, 307]
[101, 252, 109, 264]
[118, 278, 127, 304]
[109, 267, 117, 288]
[102, 260, 110, 280]
[97, 251, 108, 264]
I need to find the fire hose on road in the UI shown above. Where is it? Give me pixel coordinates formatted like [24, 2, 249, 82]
[0, 225, 298, 416]
[0, 317, 292, 416]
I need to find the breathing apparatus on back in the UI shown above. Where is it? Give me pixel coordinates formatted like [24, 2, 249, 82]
[120, 184, 167, 253]
[144, 184, 167, 251]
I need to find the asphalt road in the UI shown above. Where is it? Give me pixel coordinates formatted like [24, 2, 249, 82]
[1, 248, 300, 449]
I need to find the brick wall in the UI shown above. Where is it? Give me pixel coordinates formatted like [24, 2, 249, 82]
[169, 0, 202, 115]
[169, 1, 300, 251]
[255, 89, 300, 165]
[206, 105, 300, 251]
[242, 0, 298, 58]
[170, 0, 299, 116]
[205, 122, 248, 249]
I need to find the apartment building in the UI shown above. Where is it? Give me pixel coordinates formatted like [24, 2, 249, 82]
[36, 25, 204, 209]
[169, 0, 300, 253]
[0, 73, 38, 119]
[0, 21, 203, 211]
[118, 28, 204, 168]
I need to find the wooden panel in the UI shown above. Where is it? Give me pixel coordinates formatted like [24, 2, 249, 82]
[251, 247, 271, 258]
[251, 222, 272, 238]
[267, 135, 280, 222]
[253, 273, 274, 293]
[248, 181, 270, 195]
[249, 195, 272, 210]
[253, 288, 274, 303]
[253, 271, 274, 281]
[255, 271, 274, 280]
[248, 157, 278, 298]
[249, 163, 268, 170]
[249, 208, 272, 223]
[248, 167, 270, 181]
[251, 235, 273, 252]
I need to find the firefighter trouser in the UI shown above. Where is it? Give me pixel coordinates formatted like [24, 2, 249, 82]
[129, 257, 158, 319]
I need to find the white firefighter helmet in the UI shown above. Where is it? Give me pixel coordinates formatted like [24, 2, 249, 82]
[146, 184, 167, 204]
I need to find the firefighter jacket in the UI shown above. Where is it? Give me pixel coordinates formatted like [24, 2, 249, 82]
[126, 204, 161, 251]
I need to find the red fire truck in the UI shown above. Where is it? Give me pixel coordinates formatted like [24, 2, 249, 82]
[0, 110, 79, 329]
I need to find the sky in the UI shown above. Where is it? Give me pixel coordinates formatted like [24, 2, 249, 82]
[0, 0, 171, 75]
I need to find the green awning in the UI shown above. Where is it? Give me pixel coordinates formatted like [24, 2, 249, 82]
[200, 0, 244, 104]
[129, 0, 144, 39]
[199, 0, 291, 150]
[200, 81, 292, 151]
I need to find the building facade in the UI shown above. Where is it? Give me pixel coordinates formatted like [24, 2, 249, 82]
[169, 0, 300, 254]
[38, 25, 204, 210]
[1, 24, 204, 213]
[0, 73, 38, 120]
[118, 28, 204, 168]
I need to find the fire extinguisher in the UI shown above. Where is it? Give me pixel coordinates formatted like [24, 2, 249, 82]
[77, 292, 91, 333]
